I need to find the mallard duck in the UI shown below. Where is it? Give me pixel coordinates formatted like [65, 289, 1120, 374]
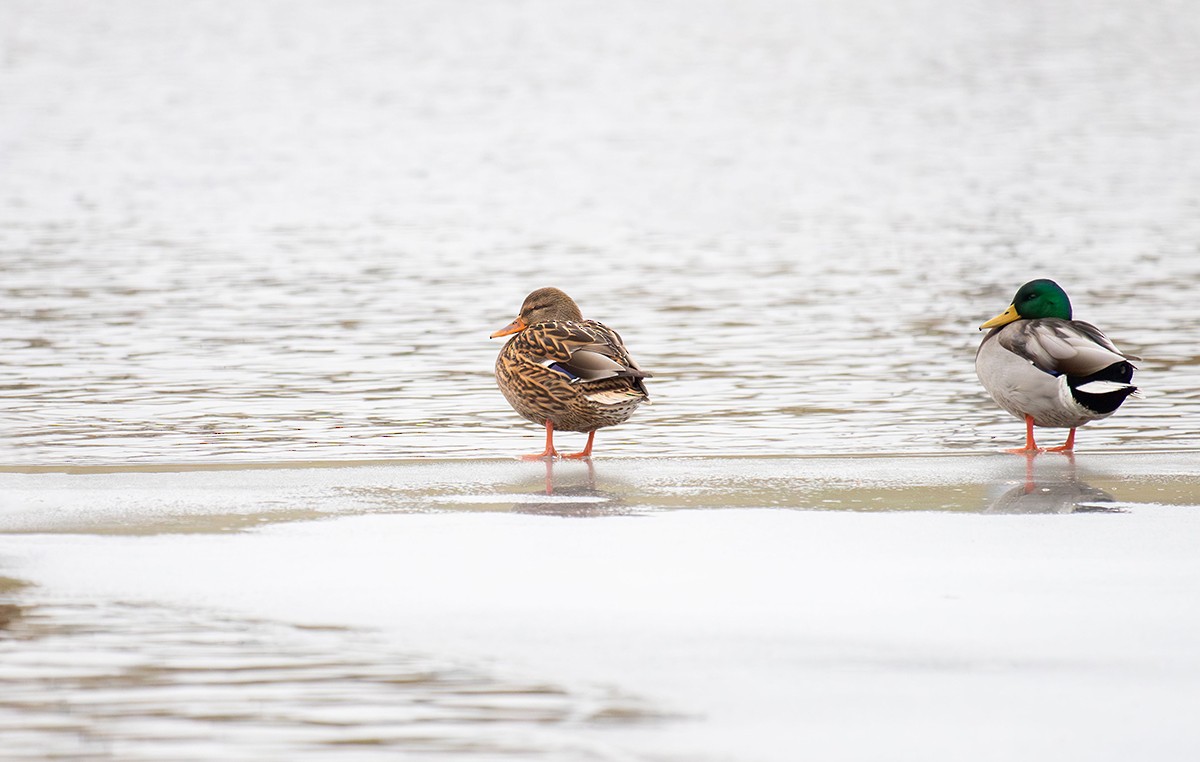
[490, 287, 651, 459]
[976, 279, 1138, 453]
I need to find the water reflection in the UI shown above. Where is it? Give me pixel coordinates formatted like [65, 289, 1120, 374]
[510, 460, 632, 517]
[985, 454, 1120, 514]
[0, 576, 25, 631]
[0, 598, 663, 761]
[541, 457, 596, 495]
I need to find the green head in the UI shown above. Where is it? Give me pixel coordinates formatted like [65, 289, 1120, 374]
[1011, 279, 1072, 319]
[980, 279, 1072, 329]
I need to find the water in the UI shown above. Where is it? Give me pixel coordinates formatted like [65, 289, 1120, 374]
[3, 1, 1200, 760]
[2, 0, 1199, 464]
[0, 595, 663, 760]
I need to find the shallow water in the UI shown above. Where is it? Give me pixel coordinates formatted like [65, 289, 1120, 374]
[3, 1, 1200, 760]
[3, 453, 1199, 535]
[2, 0, 1200, 464]
[0, 596, 662, 761]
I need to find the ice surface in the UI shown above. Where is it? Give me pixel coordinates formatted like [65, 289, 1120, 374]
[2, 454, 1199, 761]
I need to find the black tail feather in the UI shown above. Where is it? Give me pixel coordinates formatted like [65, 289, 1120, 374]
[1068, 361, 1136, 415]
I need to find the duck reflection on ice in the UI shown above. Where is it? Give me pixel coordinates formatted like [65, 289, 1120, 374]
[510, 459, 629, 517]
[986, 453, 1120, 514]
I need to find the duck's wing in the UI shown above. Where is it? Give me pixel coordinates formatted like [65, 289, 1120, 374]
[579, 320, 652, 378]
[516, 321, 651, 384]
[998, 318, 1138, 376]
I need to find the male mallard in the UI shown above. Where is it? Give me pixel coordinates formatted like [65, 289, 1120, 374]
[490, 287, 651, 459]
[976, 279, 1138, 453]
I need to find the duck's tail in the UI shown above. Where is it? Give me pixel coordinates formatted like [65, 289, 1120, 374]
[1069, 360, 1137, 415]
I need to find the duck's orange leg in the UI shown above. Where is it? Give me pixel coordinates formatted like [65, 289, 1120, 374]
[562, 431, 596, 460]
[1005, 415, 1042, 454]
[1045, 428, 1076, 453]
[520, 420, 560, 460]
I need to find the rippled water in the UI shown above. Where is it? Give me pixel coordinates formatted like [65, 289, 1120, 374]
[0, 594, 660, 760]
[2, 0, 1199, 464]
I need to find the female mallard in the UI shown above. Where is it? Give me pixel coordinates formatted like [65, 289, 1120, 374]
[976, 279, 1138, 453]
[490, 287, 651, 459]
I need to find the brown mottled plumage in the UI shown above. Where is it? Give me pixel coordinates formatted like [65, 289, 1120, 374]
[490, 287, 651, 459]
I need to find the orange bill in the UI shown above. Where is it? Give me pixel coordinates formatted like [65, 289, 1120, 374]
[490, 316, 527, 338]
